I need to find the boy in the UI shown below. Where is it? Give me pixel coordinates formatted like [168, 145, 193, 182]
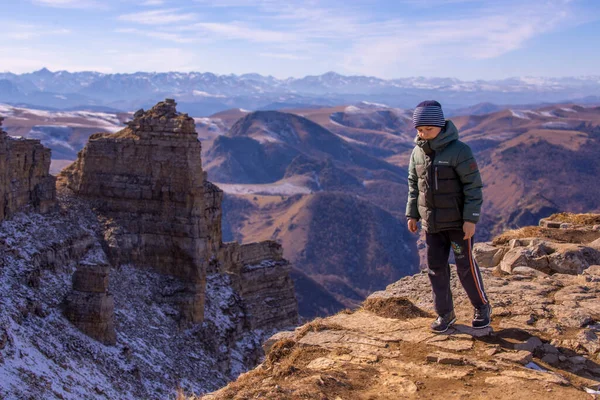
[405, 100, 491, 333]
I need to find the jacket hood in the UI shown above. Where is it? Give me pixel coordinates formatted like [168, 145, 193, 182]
[414, 120, 459, 151]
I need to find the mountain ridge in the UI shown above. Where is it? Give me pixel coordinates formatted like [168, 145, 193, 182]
[2, 69, 600, 114]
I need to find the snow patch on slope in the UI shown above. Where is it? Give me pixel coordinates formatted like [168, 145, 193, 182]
[510, 110, 530, 119]
[0, 195, 274, 399]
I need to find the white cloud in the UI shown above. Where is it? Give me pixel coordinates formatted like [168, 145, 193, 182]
[259, 52, 309, 60]
[192, 22, 294, 43]
[31, 0, 105, 9]
[118, 9, 197, 25]
[115, 28, 196, 43]
[341, 1, 580, 77]
[3, 24, 71, 40]
[140, 0, 165, 5]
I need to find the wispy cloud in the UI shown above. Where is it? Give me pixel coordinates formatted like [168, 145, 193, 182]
[192, 22, 294, 43]
[260, 52, 309, 60]
[341, 1, 579, 77]
[118, 9, 198, 25]
[31, 0, 105, 9]
[140, 0, 164, 5]
[4, 24, 71, 40]
[115, 28, 196, 43]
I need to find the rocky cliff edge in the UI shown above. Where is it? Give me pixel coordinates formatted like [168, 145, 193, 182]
[199, 213, 600, 399]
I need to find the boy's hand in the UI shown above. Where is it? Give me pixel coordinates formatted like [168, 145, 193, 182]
[463, 221, 476, 239]
[407, 218, 419, 234]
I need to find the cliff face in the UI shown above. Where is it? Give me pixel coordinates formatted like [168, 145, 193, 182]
[0, 204, 287, 399]
[0, 116, 56, 221]
[202, 214, 600, 400]
[0, 100, 299, 399]
[60, 100, 214, 323]
[60, 100, 298, 329]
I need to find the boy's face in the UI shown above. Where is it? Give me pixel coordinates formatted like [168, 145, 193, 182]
[416, 126, 442, 140]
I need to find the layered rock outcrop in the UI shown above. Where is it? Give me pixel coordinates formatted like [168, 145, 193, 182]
[60, 100, 212, 323]
[64, 258, 116, 345]
[0, 116, 55, 221]
[473, 213, 600, 276]
[60, 99, 298, 329]
[220, 241, 299, 330]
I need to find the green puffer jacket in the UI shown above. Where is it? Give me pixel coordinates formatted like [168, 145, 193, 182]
[405, 120, 483, 233]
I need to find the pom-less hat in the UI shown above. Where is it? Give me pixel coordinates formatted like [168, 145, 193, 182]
[412, 100, 445, 128]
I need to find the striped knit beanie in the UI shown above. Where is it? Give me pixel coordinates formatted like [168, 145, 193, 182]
[412, 100, 445, 128]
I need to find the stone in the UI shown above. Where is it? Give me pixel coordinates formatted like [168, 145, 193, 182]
[500, 248, 536, 274]
[514, 336, 543, 352]
[539, 219, 562, 229]
[569, 356, 587, 365]
[0, 122, 56, 222]
[512, 267, 549, 277]
[494, 350, 533, 365]
[541, 354, 559, 365]
[501, 370, 569, 385]
[547, 244, 600, 275]
[426, 351, 464, 365]
[472, 242, 505, 268]
[426, 337, 473, 351]
[380, 374, 418, 394]
[584, 265, 600, 276]
[306, 357, 336, 371]
[575, 330, 600, 354]
[541, 344, 559, 354]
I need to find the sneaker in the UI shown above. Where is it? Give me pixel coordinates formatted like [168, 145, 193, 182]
[472, 304, 492, 329]
[431, 310, 456, 333]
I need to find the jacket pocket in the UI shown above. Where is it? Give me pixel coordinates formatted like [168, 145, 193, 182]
[454, 197, 462, 220]
[435, 167, 439, 191]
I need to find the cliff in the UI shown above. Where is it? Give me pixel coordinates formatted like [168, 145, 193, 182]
[201, 213, 600, 399]
[0, 100, 299, 399]
[0, 116, 56, 221]
[59, 99, 298, 329]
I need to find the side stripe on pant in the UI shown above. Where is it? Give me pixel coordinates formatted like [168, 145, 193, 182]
[467, 238, 488, 304]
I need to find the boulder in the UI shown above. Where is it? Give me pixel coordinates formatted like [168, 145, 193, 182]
[472, 242, 505, 268]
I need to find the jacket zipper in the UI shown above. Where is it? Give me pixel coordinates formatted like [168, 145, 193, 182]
[435, 167, 438, 191]
[430, 151, 436, 229]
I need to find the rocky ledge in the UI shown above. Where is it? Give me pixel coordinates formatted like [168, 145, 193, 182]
[200, 214, 600, 400]
[0, 116, 56, 222]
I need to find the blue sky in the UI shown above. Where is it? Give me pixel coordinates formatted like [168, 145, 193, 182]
[0, 0, 599, 79]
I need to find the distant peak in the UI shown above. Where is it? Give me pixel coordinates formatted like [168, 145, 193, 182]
[36, 67, 53, 75]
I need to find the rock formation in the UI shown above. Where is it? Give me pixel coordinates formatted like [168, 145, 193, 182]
[64, 258, 116, 345]
[201, 213, 600, 400]
[60, 100, 211, 323]
[0, 100, 299, 399]
[473, 213, 600, 275]
[0, 116, 56, 221]
[60, 99, 298, 329]
[0, 201, 293, 399]
[219, 241, 299, 330]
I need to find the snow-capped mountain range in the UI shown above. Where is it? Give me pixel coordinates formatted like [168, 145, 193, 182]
[1, 68, 599, 116]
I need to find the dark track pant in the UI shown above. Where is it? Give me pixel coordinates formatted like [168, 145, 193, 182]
[426, 229, 489, 316]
